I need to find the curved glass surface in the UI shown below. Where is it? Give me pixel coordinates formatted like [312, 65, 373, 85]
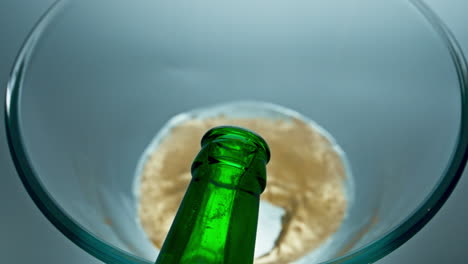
[4, 0, 468, 263]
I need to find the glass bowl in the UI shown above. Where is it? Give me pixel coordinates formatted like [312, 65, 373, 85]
[5, 0, 468, 263]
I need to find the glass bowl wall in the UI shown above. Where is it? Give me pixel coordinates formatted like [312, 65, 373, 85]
[5, 0, 467, 263]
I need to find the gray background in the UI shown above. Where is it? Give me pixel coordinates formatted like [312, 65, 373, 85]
[0, 0, 467, 263]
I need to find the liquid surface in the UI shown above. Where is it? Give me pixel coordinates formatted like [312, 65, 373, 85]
[136, 102, 351, 263]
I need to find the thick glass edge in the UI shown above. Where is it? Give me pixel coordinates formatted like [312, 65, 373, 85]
[3, 0, 467, 264]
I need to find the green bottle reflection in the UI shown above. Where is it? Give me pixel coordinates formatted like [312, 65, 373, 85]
[155, 126, 270, 264]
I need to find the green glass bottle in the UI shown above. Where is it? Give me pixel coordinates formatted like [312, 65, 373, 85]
[155, 126, 270, 264]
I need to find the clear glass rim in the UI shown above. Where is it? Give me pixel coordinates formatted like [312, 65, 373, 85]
[4, 0, 468, 263]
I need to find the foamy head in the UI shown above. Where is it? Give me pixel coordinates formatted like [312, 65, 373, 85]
[134, 101, 353, 263]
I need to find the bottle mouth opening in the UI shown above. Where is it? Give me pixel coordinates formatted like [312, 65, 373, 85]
[201, 126, 271, 163]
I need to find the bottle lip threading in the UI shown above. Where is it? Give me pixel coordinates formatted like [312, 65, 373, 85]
[201, 126, 271, 164]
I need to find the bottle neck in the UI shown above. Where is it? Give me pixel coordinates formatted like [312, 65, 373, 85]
[160, 178, 260, 264]
[155, 126, 269, 264]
